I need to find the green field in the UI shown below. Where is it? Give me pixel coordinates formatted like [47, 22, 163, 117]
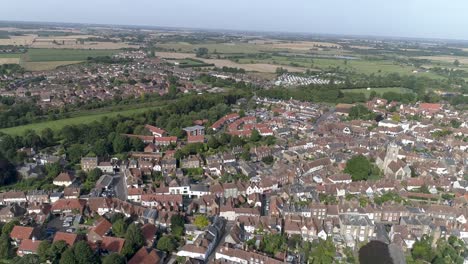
[24, 48, 118, 62]
[0, 106, 158, 135]
[341, 87, 413, 97]
[0, 53, 22, 58]
[156, 42, 280, 54]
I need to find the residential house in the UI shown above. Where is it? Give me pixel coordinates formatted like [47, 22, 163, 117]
[53, 172, 75, 187]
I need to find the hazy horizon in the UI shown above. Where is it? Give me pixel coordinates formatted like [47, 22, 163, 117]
[2, 0, 468, 40]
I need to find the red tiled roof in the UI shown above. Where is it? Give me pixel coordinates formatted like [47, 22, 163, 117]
[90, 217, 112, 237]
[10, 226, 34, 240]
[187, 135, 205, 143]
[18, 239, 41, 254]
[53, 232, 78, 246]
[54, 172, 74, 182]
[141, 223, 157, 243]
[419, 103, 441, 111]
[145, 125, 166, 135]
[51, 199, 86, 213]
[155, 136, 177, 143]
[128, 247, 161, 264]
[101, 236, 125, 253]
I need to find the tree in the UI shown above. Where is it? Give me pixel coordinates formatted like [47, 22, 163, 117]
[66, 144, 87, 164]
[261, 156, 274, 165]
[238, 109, 245, 118]
[23, 130, 42, 149]
[207, 136, 220, 149]
[0, 233, 12, 259]
[102, 253, 125, 264]
[73, 241, 97, 264]
[454, 59, 460, 67]
[41, 128, 55, 146]
[92, 139, 110, 157]
[250, 129, 261, 142]
[349, 104, 375, 120]
[16, 254, 41, 264]
[275, 67, 288, 76]
[411, 235, 434, 262]
[122, 223, 144, 257]
[87, 168, 102, 183]
[240, 148, 251, 161]
[2, 219, 17, 235]
[112, 218, 127, 237]
[59, 249, 77, 264]
[0, 155, 17, 186]
[260, 234, 286, 255]
[37, 241, 51, 262]
[218, 133, 231, 145]
[171, 214, 185, 237]
[130, 137, 145, 152]
[195, 47, 208, 58]
[344, 155, 380, 181]
[391, 113, 401, 122]
[113, 135, 129, 153]
[45, 162, 62, 179]
[157, 236, 177, 252]
[194, 215, 210, 229]
[309, 238, 336, 264]
[48, 240, 69, 264]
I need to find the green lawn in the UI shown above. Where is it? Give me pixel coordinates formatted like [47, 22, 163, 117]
[0, 106, 158, 135]
[24, 48, 118, 62]
[341, 87, 413, 98]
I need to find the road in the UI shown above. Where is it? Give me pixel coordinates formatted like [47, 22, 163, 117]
[314, 107, 335, 128]
[206, 220, 233, 263]
[113, 172, 127, 201]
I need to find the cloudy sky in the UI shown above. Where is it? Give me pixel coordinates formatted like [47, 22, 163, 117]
[2, 0, 467, 40]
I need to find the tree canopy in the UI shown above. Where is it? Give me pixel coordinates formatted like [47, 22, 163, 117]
[344, 155, 381, 181]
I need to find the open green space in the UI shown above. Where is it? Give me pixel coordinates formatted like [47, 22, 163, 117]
[341, 87, 413, 98]
[0, 105, 158, 135]
[156, 42, 281, 54]
[23, 48, 118, 62]
[0, 53, 22, 58]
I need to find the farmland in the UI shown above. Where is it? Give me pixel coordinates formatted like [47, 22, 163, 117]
[156, 52, 305, 73]
[23, 48, 118, 62]
[155, 41, 447, 78]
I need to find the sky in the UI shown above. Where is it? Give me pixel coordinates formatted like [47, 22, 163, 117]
[2, 0, 468, 40]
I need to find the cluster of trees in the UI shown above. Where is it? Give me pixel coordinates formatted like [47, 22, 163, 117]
[373, 191, 405, 205]
[263, 71, 468, 106]
[258, 84, 344, 104]
[213, 66, 246, 74]
[0, 239, 100, 264]
[0, 92, 245, 189]
[409, 236, 467, 264]
[0, 153, 17, 186]
[156, 214, 185, 253]
[0, 63, 24, 74]
[344, 155, 382, 181]
[0, 100, 46, 128]
[195, 47, 209, 58]
[260, 234, 286, 256]
[348, 104, 377, 121]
